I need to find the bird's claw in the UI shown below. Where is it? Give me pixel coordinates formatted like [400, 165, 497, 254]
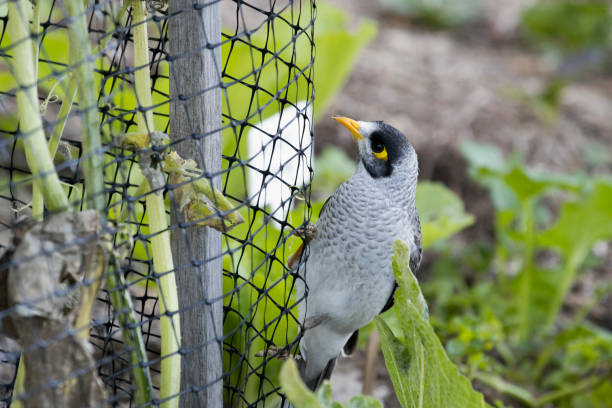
[295, 223, 317, 241]
[255, 346, 300, 361]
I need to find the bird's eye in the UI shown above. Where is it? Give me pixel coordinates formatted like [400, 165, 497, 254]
[370, 140, 388, 161]
[371, 141, 385, 153]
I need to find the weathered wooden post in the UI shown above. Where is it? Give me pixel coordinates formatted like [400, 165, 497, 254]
[168, 1, 223, 407]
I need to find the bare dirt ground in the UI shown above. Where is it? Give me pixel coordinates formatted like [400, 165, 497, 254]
[318, 0, 612, 405]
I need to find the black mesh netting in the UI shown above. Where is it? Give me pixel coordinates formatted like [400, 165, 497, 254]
[0, 0, 315, 406]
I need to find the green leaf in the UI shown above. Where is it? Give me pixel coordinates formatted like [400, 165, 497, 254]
[392, 240, 429, 320]
[346, 396, 384, 408]
[376, 239, 490, 408]
[280, 359, 324, 408]
[416, 182, 475, 248]
[536, 179, 612, 329]
[461, 140, 584, 211]
[538, 179, 612, 256]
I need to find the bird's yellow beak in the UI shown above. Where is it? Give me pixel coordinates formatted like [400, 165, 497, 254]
[333, 116, 363, 141]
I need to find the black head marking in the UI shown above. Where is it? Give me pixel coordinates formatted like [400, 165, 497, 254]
[361, 122, 412, 179]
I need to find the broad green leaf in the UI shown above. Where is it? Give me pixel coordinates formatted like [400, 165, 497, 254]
[460, 141, 508, 174]
[376, 240, 489, 408]
[535, 179, 612, 329]
[538, 179, 612, 256]
[416, 182, 475, 248]
[392, 240, 429, 320]
[461, 140, 583, 211]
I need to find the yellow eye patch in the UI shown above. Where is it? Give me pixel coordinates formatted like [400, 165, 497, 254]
[373, 147, 388, 161]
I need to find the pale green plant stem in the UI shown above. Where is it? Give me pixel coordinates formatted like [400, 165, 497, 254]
[543, 249, 585, 330]
[31, 1, 40, 74]
[107, 252, 153, 405]
[49, 79, 78, 158]
[31, 0, 42, 220]
[8, 0, 70, 212]
[132, 1, 180, 406]
[471, 371, 535, 407]
[145, 185, 181, 407]
[64, 0, 105, 212]
[518, 198, 535, 342]
[532, 249, 591, 380]
[473, 369, 606, 407]
[534, 374, 605, 406]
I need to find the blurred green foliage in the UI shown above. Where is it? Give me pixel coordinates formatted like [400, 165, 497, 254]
[417, 182, 475, 248]
[521, 0, 612, 58]
[418, 141, 612, 407]
[382, 0, 481, 28]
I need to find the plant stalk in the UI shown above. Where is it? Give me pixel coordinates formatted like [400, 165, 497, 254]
[132, 1, 181, 406]
[30, 0, 43, 220]
[107, 252, 153, 406]
[64, 0, 106, 212]
[518, 198, 535, 342]
[535, 374, 605, 406]
[145, 182, 181, 407]
[49, 79, 78, 159]
[472, 371, 536, 407]
[543, 249, 585, 330]
[7, 0, 70, 212]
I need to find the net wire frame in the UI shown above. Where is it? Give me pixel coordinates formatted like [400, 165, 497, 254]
[0, 0, 315, 406]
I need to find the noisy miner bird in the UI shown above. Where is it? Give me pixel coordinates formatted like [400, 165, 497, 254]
[290, 117, 422, 390]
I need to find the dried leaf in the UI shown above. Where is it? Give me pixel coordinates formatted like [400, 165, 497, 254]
[164, 151, 244, 231]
